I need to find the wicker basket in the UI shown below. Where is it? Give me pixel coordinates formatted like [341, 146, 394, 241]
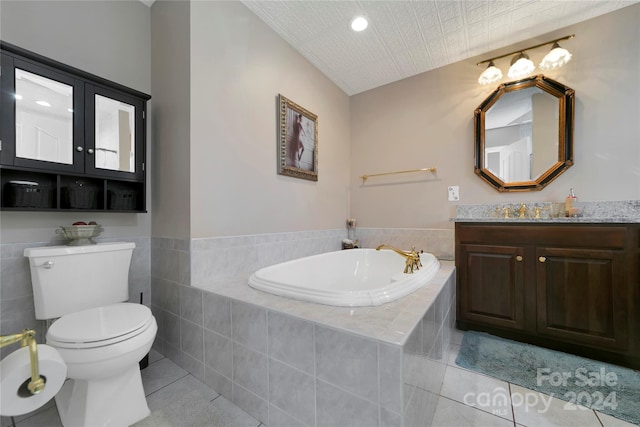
[62, 185, 98, 209]
[4, 181, 53, 208]
[108, 189, 137, 210]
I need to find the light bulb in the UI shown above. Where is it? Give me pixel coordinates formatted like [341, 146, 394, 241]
[478, 61, 503, 85]
[540, 42, 572, 70]
[508, 52, 535, 79]
[351, 16, 368, 32]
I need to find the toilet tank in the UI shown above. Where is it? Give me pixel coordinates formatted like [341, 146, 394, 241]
[24, 242, 135, 320]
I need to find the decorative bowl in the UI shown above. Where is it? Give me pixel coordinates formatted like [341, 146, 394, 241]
[56, 224, 103, 246]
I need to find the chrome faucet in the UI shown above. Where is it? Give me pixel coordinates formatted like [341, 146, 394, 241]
[376, 244, 422, 274]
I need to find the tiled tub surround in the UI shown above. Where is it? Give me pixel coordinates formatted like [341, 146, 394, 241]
[455, 200, 640, 223]
[0, 236, 151, 359]
[356, 228, 454, 260]
[151, 229, 456, 427]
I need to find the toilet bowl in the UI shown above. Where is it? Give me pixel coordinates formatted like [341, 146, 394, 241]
[24, 242, 157, 427]
[47, 303, 157, 427]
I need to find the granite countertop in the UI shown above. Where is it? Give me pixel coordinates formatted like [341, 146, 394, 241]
[453, 217, 640, 224]
[453, 200, 640, 224]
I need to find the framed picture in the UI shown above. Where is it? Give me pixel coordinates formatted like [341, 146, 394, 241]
[277, 94, 318, 181]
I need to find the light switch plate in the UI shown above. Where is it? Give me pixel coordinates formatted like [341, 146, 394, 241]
[448, 186, 459, 201]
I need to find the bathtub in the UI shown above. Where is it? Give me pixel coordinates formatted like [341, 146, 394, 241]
[248, 248, 440, 306]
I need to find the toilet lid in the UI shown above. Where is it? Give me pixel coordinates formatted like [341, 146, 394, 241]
[47, 303, 153, 349]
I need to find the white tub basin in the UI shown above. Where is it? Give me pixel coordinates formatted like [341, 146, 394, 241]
[248, 248, 440, 306]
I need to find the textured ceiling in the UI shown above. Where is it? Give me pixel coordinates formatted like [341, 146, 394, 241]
[241, 0, 638, 95]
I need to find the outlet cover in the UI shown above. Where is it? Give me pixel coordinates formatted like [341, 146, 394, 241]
[448, 186, 459, 201]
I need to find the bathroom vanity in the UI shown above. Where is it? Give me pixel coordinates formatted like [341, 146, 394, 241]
[454, 207, 640, 370]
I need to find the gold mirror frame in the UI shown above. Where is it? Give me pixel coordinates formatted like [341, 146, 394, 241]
[474, 75, 575, 192]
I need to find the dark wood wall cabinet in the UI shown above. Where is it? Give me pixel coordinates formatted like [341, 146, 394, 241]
[0, 42, 150, 212]
[456, 222, 640, 370]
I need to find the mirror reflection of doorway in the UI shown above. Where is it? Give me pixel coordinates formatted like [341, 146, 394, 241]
[14, 68, 74, 165]
[485, 137, 531, 182]
[35, 127, 60, 162]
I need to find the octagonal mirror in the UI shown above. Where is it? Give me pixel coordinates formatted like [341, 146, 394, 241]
[474, 75, 575, 192]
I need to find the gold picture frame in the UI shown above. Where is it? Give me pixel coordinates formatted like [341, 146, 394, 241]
[278, 94, 318, 181]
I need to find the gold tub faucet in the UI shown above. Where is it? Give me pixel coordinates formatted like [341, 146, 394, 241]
[376, 244, 422, 274]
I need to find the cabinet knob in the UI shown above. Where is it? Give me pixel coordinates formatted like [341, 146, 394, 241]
[76, 146, 83, 152]
[516, 255, 523, 262]
[87, 148, 94, 154]
[539, 256, 546, 263]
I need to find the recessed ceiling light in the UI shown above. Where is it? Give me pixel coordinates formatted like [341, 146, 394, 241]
[351, 16, 368, 32]
[36, 100, 51, 107]
[14, 94, 23, 100]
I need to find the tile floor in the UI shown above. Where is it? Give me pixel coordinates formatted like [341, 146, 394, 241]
[1, 350, 263, 427]
[2, 331, 638, 427]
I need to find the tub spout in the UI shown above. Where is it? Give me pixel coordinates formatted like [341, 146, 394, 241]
[376, 244, 422, 274]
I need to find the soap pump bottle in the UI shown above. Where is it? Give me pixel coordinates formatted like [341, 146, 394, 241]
[565, 188, 577, 217]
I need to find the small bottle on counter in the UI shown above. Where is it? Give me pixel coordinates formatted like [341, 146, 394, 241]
[565, 188, 577, 217]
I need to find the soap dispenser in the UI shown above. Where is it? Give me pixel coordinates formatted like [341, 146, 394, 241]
[565, 188, 577, 217]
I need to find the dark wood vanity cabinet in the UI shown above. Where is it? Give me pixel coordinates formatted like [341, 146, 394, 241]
[456, 222, 640, 369]
[0, 42, 150, 212]
[457, 243, 526, 331]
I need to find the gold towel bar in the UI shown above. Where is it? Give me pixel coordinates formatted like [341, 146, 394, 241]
[360, 167, 436, 183]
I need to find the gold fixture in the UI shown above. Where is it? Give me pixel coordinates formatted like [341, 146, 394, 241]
[360, 167, 436, 183]
[539, 256, 547, 263]
[518, 203, 528, 219]
[0, 329, 46, 395]
[476, 34, 575, 85]
[376, 244, 422, 274]
[503, 207, 511, 219]
[516, 256, 523, 262]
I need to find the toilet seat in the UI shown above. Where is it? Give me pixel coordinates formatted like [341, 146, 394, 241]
[47, 303, 153, 349]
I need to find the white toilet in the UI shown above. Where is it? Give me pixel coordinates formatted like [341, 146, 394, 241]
[24, 242, 157, 427]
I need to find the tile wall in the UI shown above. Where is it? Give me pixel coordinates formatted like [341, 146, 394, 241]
[356, 228, 455, 260]
[0, 227, 455, 425]
[151, 228, 456, 426]
[403, 271, 456, 426]
[0, 237, 151, 358]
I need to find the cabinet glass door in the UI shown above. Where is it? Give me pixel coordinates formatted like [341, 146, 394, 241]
[0, 54, 84, 173]
[15, 69, 74, 164]
[94, 94, 135, 173]
[85, 85, 144, 180]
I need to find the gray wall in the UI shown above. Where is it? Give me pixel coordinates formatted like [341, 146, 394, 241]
[188, 1, 351, 238]
[150, 0, 191, 240]
[350, 4, 640, 228]
[0, 0, 152, 243]
[0, 1, 152, 357]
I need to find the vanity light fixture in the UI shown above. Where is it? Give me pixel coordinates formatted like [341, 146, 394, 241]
[478, 61, 503, 85]
[507, 52, 535, 79]
[351, 16, 368, 32]
[539, 42, 572, 70]
[476, 34, 574, 85]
